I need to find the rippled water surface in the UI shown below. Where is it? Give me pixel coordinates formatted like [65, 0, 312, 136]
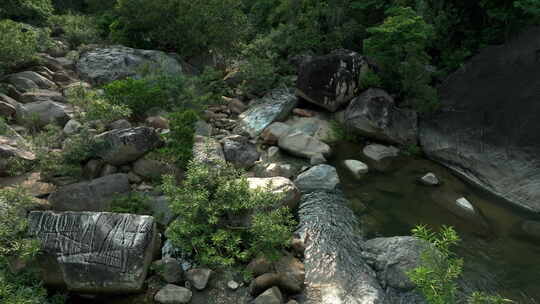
[330, 141, 540, 303]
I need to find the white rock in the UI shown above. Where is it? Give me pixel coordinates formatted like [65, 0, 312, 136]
[227, 280, 240, 290]
[420, 173, 440, 186]
[455, 197, 475, 214]
[344, 160, 368, 178]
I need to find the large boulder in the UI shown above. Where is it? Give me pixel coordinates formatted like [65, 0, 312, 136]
[296, 49, 368, 112]
[419, 27, 540, 213]
[76, 46, 183, 85]
[278, 131, 331, 160]
[16, 100, 71, 128]
[296, 191, 386, 303]
[294, 165, 340, 193]
[222, 137, 260, 169]
[345, 89, 418, 145]
[48, 174, 130, 211]
[28, 211, 157, 293]
[96, 127, 162, 166]
[236, 89, 297, 138]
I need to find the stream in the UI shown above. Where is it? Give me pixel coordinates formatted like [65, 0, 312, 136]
[330, 141, 540, 303]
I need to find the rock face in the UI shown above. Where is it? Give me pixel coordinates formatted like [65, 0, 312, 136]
[296, 191, 386, 303]
[278, 131, 331, 160]
[294, 165, 340, 193]
[236, 89, 298, 137]
[48, 174, 130, 211]
[28, 211, 157, 293]
[76, 46, 183, 85]
[419, 27, 540, 212]
[345, 89, 418, 145]
[96, 127, 161, 166]
[296, 49, 367, 112]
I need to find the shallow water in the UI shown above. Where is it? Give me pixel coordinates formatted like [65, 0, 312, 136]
[330, 141, 540, 303]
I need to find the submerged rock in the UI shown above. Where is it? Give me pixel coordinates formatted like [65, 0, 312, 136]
[344, 159, 369, 179]
[363, 144, 400, 172]
[419, 172, 440, 186]
[28, 211, 157, 293]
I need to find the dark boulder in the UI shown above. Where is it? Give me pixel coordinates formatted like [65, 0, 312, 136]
[95, 127, 162, 166]
[296, 49, 368, 112]
[419, 27, 540, 212]
[345, 88, 418, 145]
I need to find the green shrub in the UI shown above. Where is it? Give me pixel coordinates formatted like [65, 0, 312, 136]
[364, 6, 439, 112]
[67, 86, 131, 125]
[163, 161, 296, 267]
[48, 13, 101, 47]
[0, 20, 40, 74]
[408, 225, 512, 304]
[109, 192, 152, 215]
[359, 68, 383, 90]
[0, 0, 53, 25]
[157, 109, 199, 168]
[0, 117, 8, 135]
[111, 0, 248, 58]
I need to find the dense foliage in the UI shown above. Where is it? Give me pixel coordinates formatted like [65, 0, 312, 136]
[48, 13, 101, 47]
[163, 161, 296, 267]
[157, 109, 199, 168]
[0, 0, 53, 25]
[0, 20, 40, 74]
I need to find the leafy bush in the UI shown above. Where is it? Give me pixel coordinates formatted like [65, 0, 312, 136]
[163, 161, 296, 267]
[408, 225, 512, 304]
[111, 0, 248, 58]
[364, 6, 439, 112]
[0, 117, 8, 135]
[67, 86, 131, 125]
[0, 0, 53, 25]
[48, 13, 101, 47]
[157, 109, 199, 168]
[0, 20, 40, 74]
[109, 192, 152, 215]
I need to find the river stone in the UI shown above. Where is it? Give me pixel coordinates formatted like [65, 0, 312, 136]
[455, 197, 476, 216]
[63, 119, 82, 135]
[296, 49, 367, 112]
[254, 287, 283, 304]
[294, 165, 339, 193]
[109, 119, 132, 130]
[520, 221, 540, 241]
[222, 138, 260, 169]
[363, 236, 430, 291]
[20, 89, 66, 104]
[344, 159, 369, 178]
[419, 27, 540, 213]
[345, 88, 418, 145]
[132, 157, 180, 181]
[6, 71, 57, 93]
[254, 162, 296, 179]
[76, 46, 183, 85]
[27, 211, 157, 293]
[95, 127, 162, 166]
[146, 195, 175, 226]
[261, 122, 292, 145]
[284, 114, 337, 143]
[154, 284, 192, 304]
[0, 135, 36, 161]
[278, 131, 331, 160]
[363, 144, 400, 172]
[0, 100, 16, 118]
[296, 191, 386, 303]
[185, 268, 213, 291]
[153, 258, 183, 284]
[420, 173, 440, 186]
[48, 174, 130, 211]
[16, 100, 71, 128]
[247, 177, 301, 210]
[236, 89, 297, 137]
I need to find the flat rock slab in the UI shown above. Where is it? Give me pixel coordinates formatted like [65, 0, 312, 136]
[28, 211, 157, 293]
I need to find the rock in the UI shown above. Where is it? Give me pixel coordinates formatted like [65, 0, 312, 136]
[292, 108, 315, 117]
[247, 177, 301, 210]
[0, 172, 56, 198]
[0, 100, 16, 118]
[296, 191, 385, 303]
[194, 120, 212, 136]
[146, 116, 170, 129]
[83, 159, 104, 179]
[154, 284, 192, 304]
[309, 153, 326, 165]
[76, 46, 183, 85]
[99, 164, 118, 177]
[345, 89, 418, 145]
[127, 171, 143, 184]
[278, 131, 331, 159]
[296, 49, 367, 112]
[62, 81, 92, 96]
[109, 119, 132, 130]
[192, 136, 226, 165]
[261, 122, 292, 145]
[153, 258, 183, 284]
[222, 138, 260, 169]
[0, 135, 36, 161]
[146, 195, 175, 226]
[363, 236, 430, 291]
[236, 89, 298, 137]
[454, 197, 477, 218]
[420, 173, 439, 186]
[344, 160, 369, 178]
[227, 280, 240, 290]
[28, 211, 157, 293]
[95, 127, 161, 166]
[520, 221, 540, 241]
[20, 89, 66, 104]
[249, 273, 280, 297]
[185, 268, 213, 291]
[6, 71, 57, 93]
[247, 257, 273, 277]
[254, 287, 283, 304]
[419, 27, 540, 212]
[16, 101, 71, 128]
[255, 162, 296, 179]
[48, 174, 130, 211]
[63, 119, 82, 135]
[133, 157, 180, 181]
[283, 115, 337, 143]
[227, 97, 247, 115]
[363, 144, 400, 172]
[294, 165, 339, 193]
